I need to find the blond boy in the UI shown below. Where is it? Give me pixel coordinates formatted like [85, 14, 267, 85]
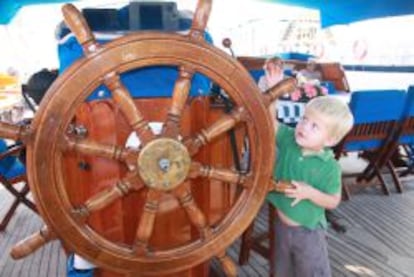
[268, 96, 354, 277]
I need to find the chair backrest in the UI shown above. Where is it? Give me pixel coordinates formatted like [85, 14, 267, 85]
[0, 140, 25, 180]
[399, 86, 414, 144]
[336, 89, 406, 153]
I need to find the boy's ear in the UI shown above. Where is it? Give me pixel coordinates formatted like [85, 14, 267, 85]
[324, 136, 338, 147]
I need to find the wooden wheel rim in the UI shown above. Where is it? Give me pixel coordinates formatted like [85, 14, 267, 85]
[27, 32, 274, 274]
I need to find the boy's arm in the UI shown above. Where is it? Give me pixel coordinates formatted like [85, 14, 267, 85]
[285, 181, 341, 210]
[263, 77, 297, 135]
[269, 100, 279, 134]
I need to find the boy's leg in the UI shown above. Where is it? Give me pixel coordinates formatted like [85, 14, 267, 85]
[292, 228, 331, 277]
[274, 220, 294, 277]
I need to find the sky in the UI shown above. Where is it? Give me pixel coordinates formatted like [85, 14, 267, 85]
[0, 0, 312, 80]
[0, 0, 412, 85]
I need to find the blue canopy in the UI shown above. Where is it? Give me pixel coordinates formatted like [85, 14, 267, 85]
[1, 0, 414, 26]
[0, 0, 77, 24]
[267, 0, 414, 27]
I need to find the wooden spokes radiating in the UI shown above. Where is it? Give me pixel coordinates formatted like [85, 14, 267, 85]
[0, 121, 32, 143]
[162, 66, 195, 138]
[72, 174, 143, 220]
[103, 72, 155, 146]
[63, 4, 156, 146]
[185, 106, 248, 155]
[62, 3, 99, 56]
[133, 189, 162, 255]
[63, 137, 138, 171]
[10, 0, 298, 274]
[10, 225, 56, 260]
[173, 182, 212, 240]
[189, 162, 248, 187]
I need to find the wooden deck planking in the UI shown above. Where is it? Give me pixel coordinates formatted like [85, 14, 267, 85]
[0, 189, 66, 277]
[1, 180, 414, 276]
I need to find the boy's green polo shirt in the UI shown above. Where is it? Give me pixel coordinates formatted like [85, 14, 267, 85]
[267, 124, 341, 229]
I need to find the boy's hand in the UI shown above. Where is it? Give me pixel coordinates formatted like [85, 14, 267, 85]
[284, 180, 316, 207]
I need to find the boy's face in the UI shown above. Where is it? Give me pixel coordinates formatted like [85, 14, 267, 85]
[294, 109, 336, 151]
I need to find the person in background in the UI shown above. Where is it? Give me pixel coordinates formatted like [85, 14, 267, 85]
[23, 68, 58, 108]
[268, 95, 354, 277]
[297, 58, 322, 84]
[258, 56, 285, 92]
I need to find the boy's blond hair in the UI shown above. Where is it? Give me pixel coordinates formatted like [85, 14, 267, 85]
[305, 95, 354, 144]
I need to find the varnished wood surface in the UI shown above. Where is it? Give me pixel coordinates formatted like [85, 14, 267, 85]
[237, 56, 350, 92]
[2, 179, 414, 276]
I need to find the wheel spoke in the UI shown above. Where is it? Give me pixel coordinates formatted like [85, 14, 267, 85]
[184, 107, 248, 155]
[133, 189, 162, 255]
[62, 136, 138, 171]
[10, 225, 57, 260]
[188, 162, 249, 188]
[62, 3, 100, 56]
[173, 182, 211, 239]
[188, 0, 212, 42]
[216, 251, 237, 277]
[104, 71, 155, 145]
[162, 66, 194, 138]
[261, 78, 297, 107]
[72, 174, 142, 219]
[0, 121, 32, 143]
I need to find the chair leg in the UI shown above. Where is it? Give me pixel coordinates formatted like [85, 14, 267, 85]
[268, 204, 276, 277]
[341, 183, 351, 201]
[0, 184, 31, 231]
[374, 166, 390, 195]
[0, 197, 21, 231]
[0, 183, 36, 232]
[238, 221, 254, 265]
[387, 160, 403, 193]
[18, 183, 37, 212]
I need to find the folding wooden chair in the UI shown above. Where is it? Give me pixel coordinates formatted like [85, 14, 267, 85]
[362, 86, 414, 192]
[0, 139, 37, 231]
[238, 203, 277, 277]
[334, 89, 406, 199]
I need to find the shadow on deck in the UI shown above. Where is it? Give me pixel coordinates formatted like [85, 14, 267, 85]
[2, 180, 414, 277]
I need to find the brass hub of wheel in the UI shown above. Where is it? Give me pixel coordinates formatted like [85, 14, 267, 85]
[137, 138, 191, 191]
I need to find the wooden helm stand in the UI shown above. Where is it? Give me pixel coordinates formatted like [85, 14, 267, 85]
[0, 1, 295, 276]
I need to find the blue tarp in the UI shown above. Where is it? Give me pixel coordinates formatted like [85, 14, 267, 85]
[2, 0, 414, 27]
[0, 0, 77, 24]
[57, 4, 213, 100]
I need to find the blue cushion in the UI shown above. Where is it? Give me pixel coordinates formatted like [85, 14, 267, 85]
[401, 86, 414, 118]
[3, 159, 25, 180]
[350, 90, 406, 124]
[344, 140, 383, 152]
[0, 140, 16, 175]
[398, 86, 414, 144]
[344, 90, 406, 152]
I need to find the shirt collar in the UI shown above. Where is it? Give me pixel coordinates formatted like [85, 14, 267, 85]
[301, 147, 333, 161]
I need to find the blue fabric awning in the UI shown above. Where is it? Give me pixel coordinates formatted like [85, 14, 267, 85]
[1, 0, 414, 26]
[0, 0, 77, 24]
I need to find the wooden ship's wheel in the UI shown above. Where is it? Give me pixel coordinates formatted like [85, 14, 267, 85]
[1, 1, 295, 276]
